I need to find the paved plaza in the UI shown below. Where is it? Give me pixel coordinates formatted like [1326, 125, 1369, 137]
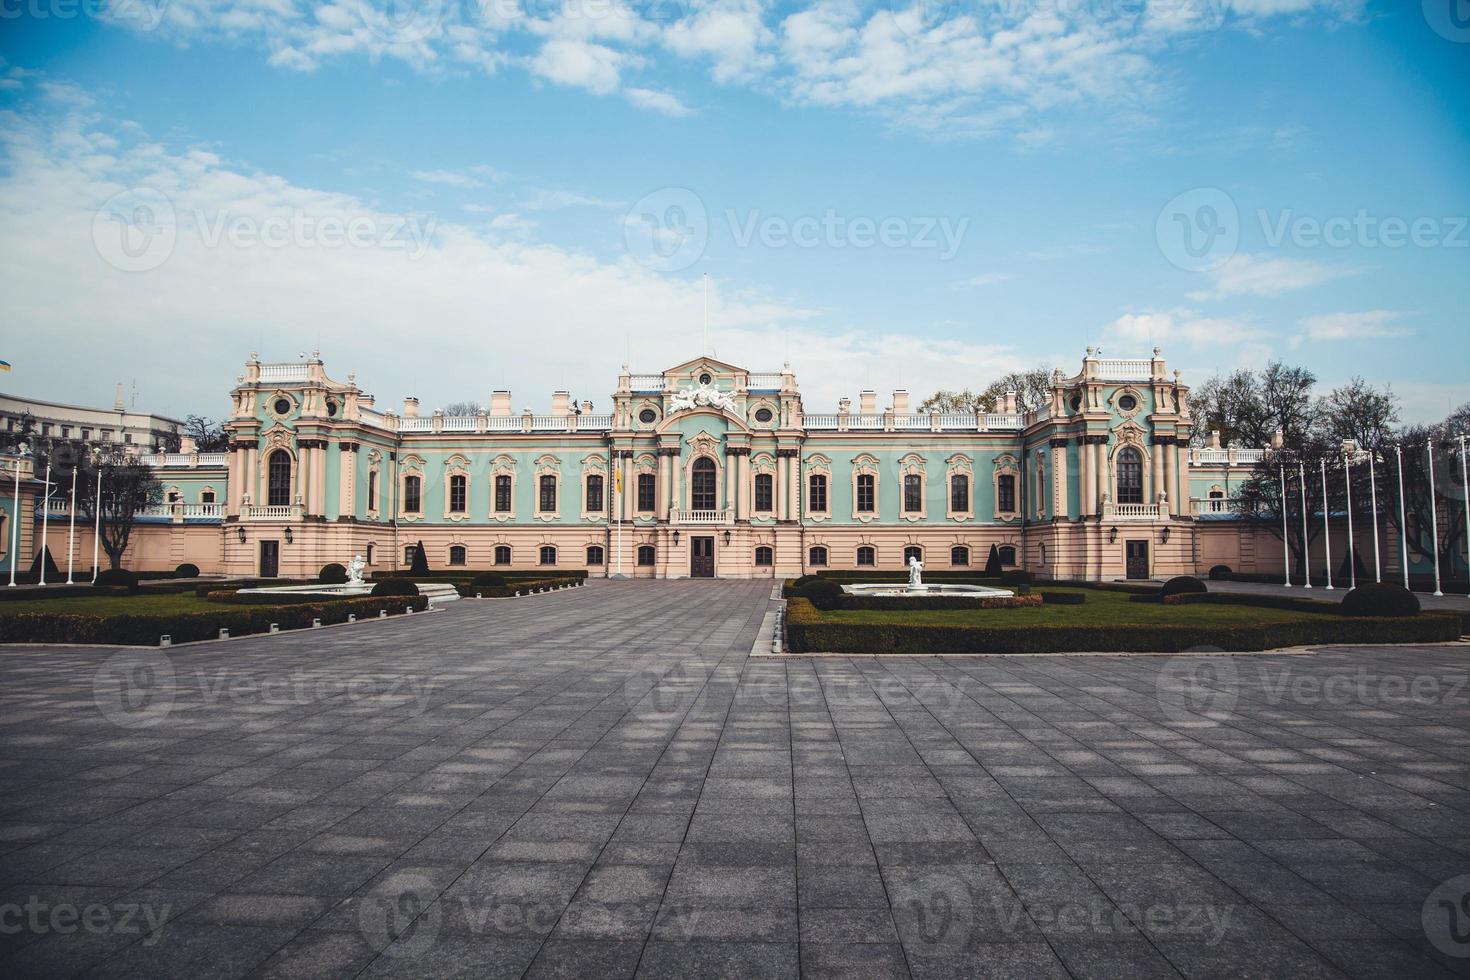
[0, 581, 1467, 978]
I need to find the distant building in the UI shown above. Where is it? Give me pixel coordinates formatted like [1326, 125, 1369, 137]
[0, 385, 184, 453]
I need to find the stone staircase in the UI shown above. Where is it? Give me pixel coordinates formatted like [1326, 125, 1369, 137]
[414, 582, 461, 604]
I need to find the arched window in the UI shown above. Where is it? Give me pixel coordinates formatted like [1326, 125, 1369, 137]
[200, 489, 216, 504]
[951, 546, 969, 566]
[403, 474, 422, 514]
[495, 475, 512, 513]
[903, 474, 922, 513]
[997, 474, 1016, 514]
[449, 474, 467, 513]
[586, 545, 605, 566]
[494, 545, 511, 565]
[586, 474, 605, 513]
[539, 545, 556, 566]
[754, 546, 774, 566]
[637, 473, 656, 512]
[266, 450, 291, 507]
[449, 545, 467, 566]
[856, 474, 875, 512]
[808, 474, 828, 512]
[949, 474, 969, 512]
[904, 545, 923, 565]
[691, 457, 717, 510]
[754, 473, 773, 513]
[857, 545, 876, 566]
[998, 545, 1017, 565]
[538, 475, 557, 513]
[1117, 448, 1143, 504]
[808, 546, 828, 567]
[637, 545, 656, 566]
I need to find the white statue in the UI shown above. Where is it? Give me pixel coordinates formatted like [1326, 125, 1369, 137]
[907, 555, 924, 590]
[669, 382, 736, 414]
[347, 554, 366, 585]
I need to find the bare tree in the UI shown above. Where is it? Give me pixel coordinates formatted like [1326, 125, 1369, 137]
[1318, 377, 1399, 454]
[444, 401, 483, 416]
[920, 365, 1054, 415]
[1190, 362, 1319, 448]
[73, 447, 162, 571]
[184, 415, 230, 452]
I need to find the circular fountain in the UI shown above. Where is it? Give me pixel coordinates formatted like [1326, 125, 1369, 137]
[839, 557, 1014, 600]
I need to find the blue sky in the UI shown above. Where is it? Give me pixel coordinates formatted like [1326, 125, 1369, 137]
[1, 0, 1466, 424]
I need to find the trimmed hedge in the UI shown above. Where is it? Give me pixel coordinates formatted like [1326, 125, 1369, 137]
[374, 569, 590, 581]
[319, 563, 348, 584]
[94, 569, 140, 590]
[838, 593, 1042, 611]
[0, 585, 134, 603]
[371, 579, 420, 597]
[471, 572, 508, 587]
[1341, 583, 1420, 618]
[457, 576, 583, 598]
[192, 579, 316, 598]
[802, 580, 846, 611]
[0, 594, 429, 645]
[1160, 576, 1207, 598]
[1208, 565, 1232, 581]
[1000, 570, 1034, 586]
[1038, 591, 1086, 605]
[782, 597, 1461, 654]
[174, 563, 201, 578]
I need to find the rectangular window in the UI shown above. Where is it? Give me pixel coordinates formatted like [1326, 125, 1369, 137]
[449, 545, 467, 566]
[80, 429, 91, 441]
[637, 472, 656, 512]
[903, 474, 922, 513]
[539, 475, 557, 512]
[856, 474, 875, 513]
[998, 474, 1016, 513]
[449, 474, 467, 513]
[586, 474, 604, 513]
[404, 475, 421, 513]
[367, 472, 377, 512]
[808, 474, 827, 512]
[495, 475, 512, 513]
[755, 473, 774, 513]
[950, 474, 968, 512]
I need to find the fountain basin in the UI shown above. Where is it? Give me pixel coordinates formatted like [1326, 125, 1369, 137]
[235, 582, 460, 604]
[840, 583, 1014, 599]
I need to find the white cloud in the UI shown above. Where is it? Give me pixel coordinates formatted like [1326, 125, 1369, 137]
[1188, 253, 1353, 300]
[955, 272, 1013, 289]
[624, 87, 694, 117]
[412, 169, 484, 188]
[1105, 307, 1267, 348]
[1300, 310, 1412, 343]
[529, 39, 627, 95]
[664, 0, 774, 83]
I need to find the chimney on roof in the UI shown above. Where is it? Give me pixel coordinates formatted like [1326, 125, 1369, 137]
[403, 397, 419, 418]
[1210, 430, 1221, 448]
[551, 391, 571, 417]
[581, 400, 594, 414]
[859, 390, 877, 415]
[490, 391, 512, 417]
[114, 383, 125, 412]
[891, 390, 909, 414]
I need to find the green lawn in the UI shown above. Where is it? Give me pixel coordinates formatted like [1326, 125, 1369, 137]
[822, 587, 1339, 627]
[0, 593, 227, 616]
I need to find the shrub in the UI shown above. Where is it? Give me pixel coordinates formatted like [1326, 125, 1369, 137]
[1208, 565, 1232, 581]
[409, 540, 430, 575]
[802, 579, 846, 611]
[1038, 591, 1086, 605]
[793, 575, 821, 588]
[472, 571, 508, 587]
[1000, 569, 1032, 586]
[1160, 575, 1207, 598]
[984, 545, 1003, 576]
[174, 563, 201, 578]
[94, 568, 140, 591]
[319, 563, 348, 584]
[371, 579, 420, 597]
[1340, 583, 1420, 618]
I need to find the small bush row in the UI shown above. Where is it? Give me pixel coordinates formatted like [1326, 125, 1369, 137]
[0, 594, 430, 646]
[458, 577, 585, 598]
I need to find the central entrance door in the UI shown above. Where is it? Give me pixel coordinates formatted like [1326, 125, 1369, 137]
[691, 536, 715, 578]
[259, 540, 280, 578]
[1125, 540, 1149, 580]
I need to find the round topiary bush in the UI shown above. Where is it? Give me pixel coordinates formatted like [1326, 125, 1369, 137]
[1208, 565, 1232, 581]
[95, 568, 140, 590]
[371, 579, 419, 597]
[174, 563, 200, 578]
[1160, 575, 1208, 598]
[1340, 583, 1419, 618]
[319, 563, 348, 584]
[793, 575, 821, 588]
[472, 571, 507, 587]
[802, 579, 846, 611]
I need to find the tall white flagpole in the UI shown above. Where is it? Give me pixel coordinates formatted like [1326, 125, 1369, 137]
[1342, 450, 1355, 590]
[1460, 434, 1469, 596]
[1320, 457, 1333, 590]
[1298, 461, 1312, 589]
[8, 450, 22, 587]
[91, 461, 102, 583]
[1395, 445, 1409, 590]
[1368, 453, 1380, 583]
[65, 464, 77, 584]
[1427, 441, 1443, 596]
[39, 461, 52, 587]
[1280, 463, 1291, 586]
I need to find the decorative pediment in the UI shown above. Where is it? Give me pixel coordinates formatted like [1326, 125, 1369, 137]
[898, 453, 926, 476]
[1112, 420, 1146, 449]
[946, 453, 974, 474]
[490, 453, 518, 472]
[687, 431, 720, 456]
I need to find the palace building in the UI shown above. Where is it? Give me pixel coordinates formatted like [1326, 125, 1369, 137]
[5, 349, 1324, 582]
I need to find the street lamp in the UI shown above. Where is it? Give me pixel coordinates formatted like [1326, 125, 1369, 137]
[8, 443, 27, 587]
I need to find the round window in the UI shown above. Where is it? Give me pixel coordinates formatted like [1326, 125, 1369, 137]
[754, 408, 773, 423]
[638, 408, 657, 424]
[274, 398, 292, 415]
[698, 373, 712, 385]
[1118, 394, 1138, 412]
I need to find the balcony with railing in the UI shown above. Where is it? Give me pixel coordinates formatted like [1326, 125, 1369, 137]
[1095, 358, 1153, 382]
[242, 504, 298, 520]
[669, 508, 734, 525]
[1189, 448, 1266, 466]
[627, 374, 665, 391]
[1103, 500, 1161, 520]
[256, 363, 311, 383]
[747, 373, 783, 389]
[1191, 496, 1237, 518]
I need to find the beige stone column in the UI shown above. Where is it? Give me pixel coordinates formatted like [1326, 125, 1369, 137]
[787, 453, 800, 519]
[669, 454, 682, 517]
[735, 452, 750, 520]
[1095, 440, 1109, 514]
[244, 446, 258, 508]
[311, 444, 328, 517]
[776, 454, 789, 521]
[226, 445, 243, 514]
[1051, 439, 1068, 519]
[1174, 442, 1186, 516]
[1163, 441, 1177, 516]
[724, 455, 736, 514]
[1151, 441, 1165, 507]
[656, 451, 670, 520]
[338, 445, 355, 518]
[1078, 437, 1092, 516]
